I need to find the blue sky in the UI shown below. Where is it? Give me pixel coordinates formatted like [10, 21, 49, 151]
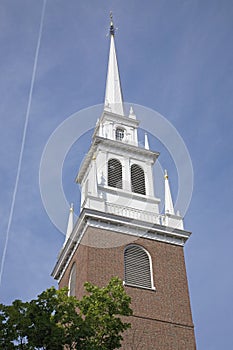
[1, 1, 233, 349]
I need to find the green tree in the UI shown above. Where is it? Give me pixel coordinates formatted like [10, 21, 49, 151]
[0, 277, 132, 350]
[79, 277, 132, 350]
[0, 299, 31, 349]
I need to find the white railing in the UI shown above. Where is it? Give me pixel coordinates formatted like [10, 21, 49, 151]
[106, 202, 162, 225]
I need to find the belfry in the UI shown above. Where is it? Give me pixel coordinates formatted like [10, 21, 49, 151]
[52, 14, 196, 349]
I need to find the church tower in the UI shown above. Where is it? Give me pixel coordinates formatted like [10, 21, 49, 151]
[52, 15, 196, 349]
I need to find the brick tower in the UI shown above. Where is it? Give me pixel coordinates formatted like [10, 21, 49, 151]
[52, 15, 196, 349]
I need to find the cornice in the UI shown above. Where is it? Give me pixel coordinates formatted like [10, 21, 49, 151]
[52, 208, 191, 282]
[76, 136, 159, 183]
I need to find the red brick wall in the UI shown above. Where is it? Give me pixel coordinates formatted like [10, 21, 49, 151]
[59, 226, 196, 349]
[122, 317, 196, 349]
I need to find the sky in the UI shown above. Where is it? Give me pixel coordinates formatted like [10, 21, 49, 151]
[0, 0, 233, 349]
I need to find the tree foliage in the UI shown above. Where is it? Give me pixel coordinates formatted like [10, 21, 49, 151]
[0, 277, 132, 350]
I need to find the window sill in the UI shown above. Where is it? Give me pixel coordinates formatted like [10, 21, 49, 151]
[123, 281, 156, 291]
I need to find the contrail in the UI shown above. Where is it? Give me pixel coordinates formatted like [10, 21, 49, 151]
[0, 0, 47, 288]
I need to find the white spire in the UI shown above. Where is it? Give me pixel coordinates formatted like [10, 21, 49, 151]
[65, 203, 74, 243]
[104, 13, 124, 116]
[145, 133, 149, 150]
[164, 170, 175, 215]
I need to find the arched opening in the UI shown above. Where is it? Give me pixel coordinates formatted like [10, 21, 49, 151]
[124, 244, 154, 289]
[108, 159, 122, 189]
[115, 127, 125, 141]
[131, 164, 146, 195]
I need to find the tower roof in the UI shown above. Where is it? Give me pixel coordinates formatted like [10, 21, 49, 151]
[104, 13, 124, 116]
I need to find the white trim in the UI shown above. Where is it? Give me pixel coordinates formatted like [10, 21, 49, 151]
[123, 282, 156, 291]
[98, 185, 160, 203]
[56, 222, 88, 283]
[68, 262, 76, 296]
[85, 212, 188, 242]
[52, 214, 89, 282]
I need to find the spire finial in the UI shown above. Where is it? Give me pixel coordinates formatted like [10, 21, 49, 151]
[109, 11, 115, 36]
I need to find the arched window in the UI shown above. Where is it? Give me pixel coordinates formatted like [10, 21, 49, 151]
[124, 245, 154, 289]
[115, 127, 125, 141]
[68, 263, 76, 296]
[108, 159, 122, 189]
[131, 164, 146, 195]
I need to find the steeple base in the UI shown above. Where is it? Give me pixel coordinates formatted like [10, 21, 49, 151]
[57, 219, 195, 349]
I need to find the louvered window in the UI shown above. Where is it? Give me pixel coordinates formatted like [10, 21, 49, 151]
[131, 164, 146, 195]
[116, 127, 125, 141]
[124, 245, 154, 289]
[68, 263, 76, 296]
[108, 159, 122, 189]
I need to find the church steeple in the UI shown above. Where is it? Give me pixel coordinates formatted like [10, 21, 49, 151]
[52, 16, 196, 349]
[104, 12, 124, 116]
[76, 13, 161, 223]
